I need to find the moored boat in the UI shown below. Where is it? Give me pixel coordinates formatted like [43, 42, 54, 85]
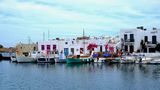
[16, 55, 36, 63]
[16, 52, 37, 63]
[66, 56, 93, 64]
[11, 56, 17, 62]
[36, 51, 55, 63]
[94, 57, 106, 63]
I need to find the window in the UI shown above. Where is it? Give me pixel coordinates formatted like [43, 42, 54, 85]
[129, 45, 134, 53]
[144, 36, 148, 42]
[65, 42, 68, 44]
[149, 48, 155, 53]
[125, 45, 128, 52]
[72, 41, 74, 44]
[124, 34, 127, 41]
[34, 47, 36, 51]
[130, 34, 134, 42]
[152, 36, 157, 44]
[41, 45, 45, 50]
[53, 45, 56, 51]
[47, 45, 50, 50]
[71, 48, 74, 55]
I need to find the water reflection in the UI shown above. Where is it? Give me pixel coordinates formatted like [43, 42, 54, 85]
[152, 66, 160, 79]
[1, 61, 160, 90]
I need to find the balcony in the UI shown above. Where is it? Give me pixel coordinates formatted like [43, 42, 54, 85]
[124, 39, 135, 42]
[146, 41, 157, 48]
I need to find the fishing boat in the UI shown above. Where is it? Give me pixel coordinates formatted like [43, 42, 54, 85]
[148, 59, 160, 64]
[36, 51, 55, 63]
[55, 52, 66, 63]
[66, 55, 93, 64]
[16, 52, 37, 63]
[16, 55, 36, 63]
[11, 56, 17, 62]
[120, 55, 136, 64]
[94, 57, 106, 63]
[105, 57, 121, 64]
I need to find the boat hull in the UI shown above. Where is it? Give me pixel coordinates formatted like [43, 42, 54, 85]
[11, 57, 17, 62]
[55, 58, 66, 63]
[37, 57, 55, 63]
[66, 58, 93, 64]
[16, 56, 36, 63]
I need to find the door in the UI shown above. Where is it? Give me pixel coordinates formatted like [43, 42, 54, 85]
[129, 45, 134, 53]
[125, 45, 128, 52]
[80, 48, 84, 54]
[100, 45, 103, 52]
[124, 34, 127, 41]
[64, 48, 69, 56]
[71, 48, 74, 55]
[152, 36, 157, 44]
[130, 34, 134, 42]
[144, 36, 148, 42]
[53, 45, 56, 51]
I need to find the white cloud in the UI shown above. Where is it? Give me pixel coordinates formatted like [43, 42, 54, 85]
[0, 0, 160, 47]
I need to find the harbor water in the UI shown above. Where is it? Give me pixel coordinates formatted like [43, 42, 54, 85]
[1, 61, 160, 90]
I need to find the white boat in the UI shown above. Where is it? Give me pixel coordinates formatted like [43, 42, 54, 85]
[16, 52, 37, 63]
[55, 53, 66, 63]
[121, 56, 136, 64]
[11, 56, 17, 62]
[16, 55, 36, 63]
[134, 53, 158, 64]
[147, 58, 160, 64]
[36, 51, 55, 63]
[94, 57, 106, 63]
[135, 57, 153, 64]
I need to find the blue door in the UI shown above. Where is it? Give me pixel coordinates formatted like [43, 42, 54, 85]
[64, 48, 69, 56]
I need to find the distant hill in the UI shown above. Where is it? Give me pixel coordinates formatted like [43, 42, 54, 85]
[0, 47, 16, 53]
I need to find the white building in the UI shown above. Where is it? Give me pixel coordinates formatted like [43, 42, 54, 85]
[120, 27, 160, 53]
[38, 36, 119, 56]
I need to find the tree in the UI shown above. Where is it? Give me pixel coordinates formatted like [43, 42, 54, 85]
[0, 44, 3, 48]
[87, 43, 98, 53]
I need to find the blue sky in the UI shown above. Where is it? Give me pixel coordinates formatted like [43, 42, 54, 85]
[0, 0, 160, 47]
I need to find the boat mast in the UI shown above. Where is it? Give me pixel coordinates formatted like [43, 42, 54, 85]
[43, 32, 45, 41]
[48, 30, 50, 40]
[83, 29, 85, 54]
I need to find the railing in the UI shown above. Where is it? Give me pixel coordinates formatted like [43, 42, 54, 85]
[124, 39, 135, 42]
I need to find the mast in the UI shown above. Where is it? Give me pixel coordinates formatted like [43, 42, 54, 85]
[43, 32, 45, 41]
[28, 36, 31, 44]
[48, 30, 50, 40]
[83, 29, 85, 54]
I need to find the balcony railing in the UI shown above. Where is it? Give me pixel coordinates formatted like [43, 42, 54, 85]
[124, 39, 135, 42]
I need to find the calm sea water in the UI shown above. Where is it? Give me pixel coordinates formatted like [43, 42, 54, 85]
[1, 61, 160, 90]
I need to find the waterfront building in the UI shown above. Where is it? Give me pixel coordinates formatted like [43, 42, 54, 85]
[120, 27, 160, 53]
[16, 43, 38, 55]
[38, 36, 120, 56]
